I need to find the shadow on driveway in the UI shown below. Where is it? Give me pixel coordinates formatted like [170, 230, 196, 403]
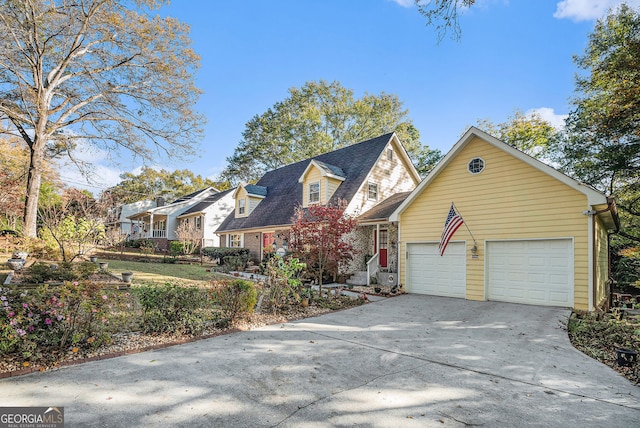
[1, 295, 638, 427]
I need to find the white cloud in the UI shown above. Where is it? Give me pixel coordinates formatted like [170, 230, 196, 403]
[526, 107, 568, 130]
[389, 0, 415, 7]
[554, 0, 640, 21]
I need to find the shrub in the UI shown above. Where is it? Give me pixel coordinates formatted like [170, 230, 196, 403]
[23, 262, 57, 284]
[201, 247, 250, 263]
[0, 281, 117, 359]
[24, 236, 60, 260]
[211, 280, 257, 322]
[124, 238, 155, 250]
[134, 283, 211, 335]
[222, 254, 250, 271]
[264, 256, 305, 311]
[75, 261, 98, 279]
[170, 241, 184, 256]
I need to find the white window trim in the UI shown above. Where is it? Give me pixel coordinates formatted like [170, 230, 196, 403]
[309, 181, 320, 204]
[468, 157, 485, 175]
[368, 182, 378, 201]
[228, 233, 243, 248]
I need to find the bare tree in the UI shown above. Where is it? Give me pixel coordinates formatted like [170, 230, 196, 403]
[416, 0, 475, 41]
[175, 218, 201, 255]
[0, 0, 204, 237]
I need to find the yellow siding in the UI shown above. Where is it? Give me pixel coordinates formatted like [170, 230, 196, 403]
[302, 166, 323, 207]
[399, 136, 592, 310]
[326, 177, 342, 202]
[235, 187, 248, 218]
[248, 196, 261, 214]
[594, 217, 609, 309]
[350, 140, 419, 214]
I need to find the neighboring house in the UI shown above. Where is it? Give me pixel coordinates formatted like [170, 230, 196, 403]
[176, 189, 234, 247]
[105, 199, 158, 235]
[390, 127, 619, 311]
[216, 133, 421, 278]
[127, 187, 234, 250]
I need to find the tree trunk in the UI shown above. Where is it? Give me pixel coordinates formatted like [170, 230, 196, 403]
[23, 137, 46, 238]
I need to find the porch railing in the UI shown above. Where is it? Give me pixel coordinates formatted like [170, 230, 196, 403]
[152, 229, 166, 238]
[366, 253, 379, 286]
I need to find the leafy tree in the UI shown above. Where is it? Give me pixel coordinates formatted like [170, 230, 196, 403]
[104, 167, 224, 204]
[220, 80, 437, 184]
[415, 0, 476, 41]
[289, 200, 357, 293]
[39, 189, 106, 261]
[0, 130, 61, 231]
[476, 110, 562, 159]
[0, 0, 204, 238]
[559, 4, 640, 245]
[0, 136, 28, 230]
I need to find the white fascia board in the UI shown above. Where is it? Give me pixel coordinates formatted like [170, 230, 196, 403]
[298, 160, 346, 183]
[390, 133, 421, 184]
[350, 133, 419, 216]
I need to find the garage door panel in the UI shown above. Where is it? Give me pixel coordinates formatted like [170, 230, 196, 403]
[487, 239, 573, 307]
[407, 242, 466, 298]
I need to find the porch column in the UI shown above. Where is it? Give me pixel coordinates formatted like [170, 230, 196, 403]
[376, 224, 380, 256]
[149, 213, 154, 238]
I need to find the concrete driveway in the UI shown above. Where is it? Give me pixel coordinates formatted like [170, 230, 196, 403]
[1, 295, 639, 427]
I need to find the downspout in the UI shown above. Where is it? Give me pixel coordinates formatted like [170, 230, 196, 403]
[396, 221, 402, 292]
[591, 213, 596, 311]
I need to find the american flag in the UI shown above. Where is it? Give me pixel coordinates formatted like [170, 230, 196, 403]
[439, 203, 464, 256]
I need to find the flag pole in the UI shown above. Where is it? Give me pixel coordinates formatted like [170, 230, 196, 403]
[452, 202, 477, 246]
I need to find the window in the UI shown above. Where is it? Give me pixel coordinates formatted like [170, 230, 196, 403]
[309, 182, 320, 204]
[238, 198, 246, 215]
[195, 216, 202, 229]
[468, 157, 485, 174]
[229, 234, 242, 248]
[387, 148, 393, 161]
[368, 182, 378, 200]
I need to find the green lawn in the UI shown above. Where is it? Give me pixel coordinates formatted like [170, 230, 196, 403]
[103, 259, 229, 286]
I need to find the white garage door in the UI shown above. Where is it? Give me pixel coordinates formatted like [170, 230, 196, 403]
[407, 242, 466, 298]
[487, 239, 573, 307]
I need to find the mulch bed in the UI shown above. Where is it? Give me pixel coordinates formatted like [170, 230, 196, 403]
[568, 311, 640, 385]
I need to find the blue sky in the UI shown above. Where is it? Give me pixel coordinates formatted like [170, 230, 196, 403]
[65, 0, 640, 193]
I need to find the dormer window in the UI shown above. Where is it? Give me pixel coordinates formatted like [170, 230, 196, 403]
[309, 182, 320, 204]
[238, 198, 246, 215]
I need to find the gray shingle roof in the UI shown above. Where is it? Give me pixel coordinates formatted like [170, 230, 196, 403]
[244, 184, 268, 197]
[313, 160, 346, 179]
[358, 192, 411, 222]
[178, 188, 233, 216]
[169, 188, 210, 204]
[217, 133, 394, 232]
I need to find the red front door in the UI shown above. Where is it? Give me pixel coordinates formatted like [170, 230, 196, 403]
[379, 229, 388, 268]
[262, 232, 275, 258]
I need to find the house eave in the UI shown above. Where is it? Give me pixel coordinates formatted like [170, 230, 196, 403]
[390, 126, 610, 222]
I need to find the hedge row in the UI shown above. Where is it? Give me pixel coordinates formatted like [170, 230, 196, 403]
[201, 247, 250, 261]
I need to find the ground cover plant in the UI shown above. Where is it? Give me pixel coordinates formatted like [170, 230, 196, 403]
[568, 311, 640, 384]
[0, 255, 364, 375]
